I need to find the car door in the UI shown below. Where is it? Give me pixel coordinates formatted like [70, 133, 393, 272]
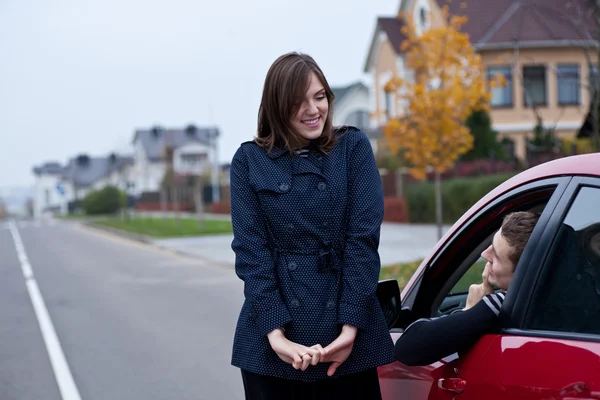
[461, 177, 600, 400]
[378, 177, 570, 400]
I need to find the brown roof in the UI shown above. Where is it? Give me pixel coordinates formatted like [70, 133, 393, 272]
[374, 0, 598, 60]
[441, 0, 599, 49]
[364, 17, 407, 72]
[378, 17, 407, 54]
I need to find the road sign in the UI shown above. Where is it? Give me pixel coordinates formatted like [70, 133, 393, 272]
[56, 183, 65, 196]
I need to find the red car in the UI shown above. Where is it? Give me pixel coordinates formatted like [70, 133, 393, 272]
[376, 153, 600, 399]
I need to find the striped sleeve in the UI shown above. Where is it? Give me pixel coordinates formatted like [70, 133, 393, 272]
[394, 292, 505, 366]
[482, 292, 505, 316]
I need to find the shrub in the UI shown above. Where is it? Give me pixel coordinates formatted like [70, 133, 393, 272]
[82, 186, 126, 215]
[405, 174, 514, 223]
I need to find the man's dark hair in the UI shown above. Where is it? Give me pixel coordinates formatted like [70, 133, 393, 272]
[501, 211, 541, 265]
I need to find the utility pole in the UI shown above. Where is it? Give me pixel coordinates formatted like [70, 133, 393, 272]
[210, 127, 220, 203]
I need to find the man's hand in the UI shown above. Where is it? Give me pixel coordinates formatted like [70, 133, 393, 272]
[267, 328, 325, 371]
[463, 265, 495, 310]
[322, 324, 358, 376]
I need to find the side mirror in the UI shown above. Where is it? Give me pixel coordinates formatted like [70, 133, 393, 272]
[376, 279, 401, 329]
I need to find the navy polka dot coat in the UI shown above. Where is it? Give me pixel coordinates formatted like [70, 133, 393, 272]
[230, 127, 395, 381]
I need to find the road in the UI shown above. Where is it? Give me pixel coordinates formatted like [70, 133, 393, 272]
[0, 219, 245, 400]
[153, 222, 451, 268]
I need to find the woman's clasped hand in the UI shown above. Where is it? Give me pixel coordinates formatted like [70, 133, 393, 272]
[266, 324, 358, 377]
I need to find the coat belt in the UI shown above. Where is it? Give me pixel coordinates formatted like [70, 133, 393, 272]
[273, 242, 343, 273]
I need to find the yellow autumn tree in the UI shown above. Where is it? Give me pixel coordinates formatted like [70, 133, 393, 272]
[383, 4, 502, 238]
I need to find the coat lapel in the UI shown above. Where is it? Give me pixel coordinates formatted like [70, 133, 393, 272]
[292, 153, 324, 177]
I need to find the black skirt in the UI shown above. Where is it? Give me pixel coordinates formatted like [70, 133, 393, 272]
[241, 368, 382, 400]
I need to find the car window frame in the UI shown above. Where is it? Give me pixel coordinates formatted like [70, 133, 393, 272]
[508, 176, 600, 343]
[400, 177, 571, 326]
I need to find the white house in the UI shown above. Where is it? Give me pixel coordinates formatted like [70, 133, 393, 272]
[131, 125, 220, 200]
[32, 153, 135, 217]
[32, 162, 66, 218]
[331, 81, 376, 151]
[90, 154, 135, 194]
[332, 82, 370, 130]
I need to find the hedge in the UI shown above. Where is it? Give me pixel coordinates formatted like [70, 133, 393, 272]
[82, 186, 126, 215]
[405, 173, 515, 224]
[383, 197, 409, 222]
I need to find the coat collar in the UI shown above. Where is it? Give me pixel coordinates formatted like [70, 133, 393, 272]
[292, 151, 324, 176]
[266, 147, 288, 159]
[266, 143, 325, 175]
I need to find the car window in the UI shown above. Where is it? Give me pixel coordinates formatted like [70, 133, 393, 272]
[406, 183, 559, 323]
[437, 254, 489, 316]
[526, 185, 600, 335]
[449, 257, 486, 294]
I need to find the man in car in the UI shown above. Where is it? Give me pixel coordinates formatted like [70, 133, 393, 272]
[394, 211, 540, 366]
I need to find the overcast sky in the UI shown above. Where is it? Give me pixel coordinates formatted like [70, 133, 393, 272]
[0, 0, 397, 189]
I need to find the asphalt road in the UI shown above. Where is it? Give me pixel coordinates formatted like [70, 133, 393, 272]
[0, 219, 245, 400]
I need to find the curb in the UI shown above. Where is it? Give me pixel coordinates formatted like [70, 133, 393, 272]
[81, 221, 154, 244]
[80, 221, 234, 268]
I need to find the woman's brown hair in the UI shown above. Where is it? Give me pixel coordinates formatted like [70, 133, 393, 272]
[255, 52, 339, 154]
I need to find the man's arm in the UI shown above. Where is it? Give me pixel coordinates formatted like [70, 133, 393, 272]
[394, 292, 505, 366]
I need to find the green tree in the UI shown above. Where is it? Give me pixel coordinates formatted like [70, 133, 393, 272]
[461, 109, 505, 161]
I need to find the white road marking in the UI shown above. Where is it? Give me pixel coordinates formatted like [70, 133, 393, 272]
[8, 220, 82, 400]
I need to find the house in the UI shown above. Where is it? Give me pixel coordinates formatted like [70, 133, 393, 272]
[32, 161, 67, 218]
[332, 82, 371, 131]
[90, 154, 135, 193]
[331, 81, 379, 152]
[364, 0, 598, 162]
[32, 153, 134, 217]
[131, 125, 220, 200]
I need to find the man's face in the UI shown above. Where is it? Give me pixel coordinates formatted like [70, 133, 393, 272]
[481, 228, 516, 291]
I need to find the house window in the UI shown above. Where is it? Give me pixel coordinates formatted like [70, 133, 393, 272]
[419, 7, 428, 29]
[488, 66, 513, 107]
[589, 64, 598, 97]
[384, 92, 393, 120]
[523, 66, 547, 107]
[557, 64, 580, 105]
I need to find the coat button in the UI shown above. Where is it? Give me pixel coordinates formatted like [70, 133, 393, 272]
[318, 182, 327, 191]
[279, 183, 290, 192]
[288, 261, 297, 271]
[326, 300, 335, 310]
[290, 299, 300, 309]
[286, 223, 294, 232]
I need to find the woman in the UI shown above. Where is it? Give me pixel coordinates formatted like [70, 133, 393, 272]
[230, 52, 395, 400]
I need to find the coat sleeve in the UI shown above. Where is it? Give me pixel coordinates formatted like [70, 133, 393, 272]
[394, 292, 506, 366]
[338, 131, 384, 330]
[230, 146, 292, 336]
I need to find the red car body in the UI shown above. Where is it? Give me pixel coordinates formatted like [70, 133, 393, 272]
[378, 153, 600, 400]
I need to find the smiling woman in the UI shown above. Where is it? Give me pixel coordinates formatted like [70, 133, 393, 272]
[230, 52, 395, 400]
[254, 52, 338, 156]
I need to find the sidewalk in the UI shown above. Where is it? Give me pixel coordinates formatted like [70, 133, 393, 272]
[152, 222, 451, 268]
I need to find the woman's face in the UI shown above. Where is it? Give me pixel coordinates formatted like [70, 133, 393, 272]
[291, 71, 329, 145]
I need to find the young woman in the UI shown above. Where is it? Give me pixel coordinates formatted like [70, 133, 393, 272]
[230, 52, 394, 399]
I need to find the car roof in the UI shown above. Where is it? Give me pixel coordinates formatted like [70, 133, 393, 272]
[460, 152, 599, 225]
[401, 152, 600, 298]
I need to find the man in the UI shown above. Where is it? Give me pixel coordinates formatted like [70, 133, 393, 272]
[394, 211, 540, 366]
